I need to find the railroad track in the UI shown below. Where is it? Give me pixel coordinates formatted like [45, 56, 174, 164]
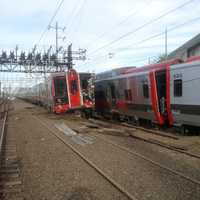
[92, 133, 200, 185]
[34, 115, 200, 200]
[33, 115, 138, 200]
[0, 102, 22, 200]
[81, 120, 200, 185]
[88, 118, 200, 160]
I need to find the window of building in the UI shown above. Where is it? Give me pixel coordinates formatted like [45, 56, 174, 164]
[174, 79, 182, 97]
[143, 83, 149, 98]
[124, 89, 132, 101]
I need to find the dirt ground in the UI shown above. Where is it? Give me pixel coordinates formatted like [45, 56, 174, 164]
[6, 99, 200, 200]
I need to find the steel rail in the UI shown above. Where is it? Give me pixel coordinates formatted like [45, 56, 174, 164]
[0, 111, 8, 162]
[120, 123, 179, 140]
[92, 133, 200, 186]
[129, 134, 200, 159]
[92, 118, 179, 140]
[91, 119, 200, 159]
[33, 115, 138, 200]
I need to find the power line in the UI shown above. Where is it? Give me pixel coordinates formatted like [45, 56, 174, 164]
[69, 0, 87, 44]
[67, 0, 86, 34]
[48, 21, 66, 55]
[85, 0, 153, 48]
[35, 0, 65, 46]
[89, 0, 195, 56]
[79, 15, 200, 71]
[65, 0, 82, 27]
[114, 16, 200, 54]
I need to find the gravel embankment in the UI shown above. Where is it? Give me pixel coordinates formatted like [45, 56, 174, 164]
[9, 100, 129, 200]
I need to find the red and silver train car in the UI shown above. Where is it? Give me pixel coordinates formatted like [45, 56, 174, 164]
[22, 69, 94, 114]
[169, 57, 200, 131]
[95, 57, 200, 131]
[95, 59, 181, 126]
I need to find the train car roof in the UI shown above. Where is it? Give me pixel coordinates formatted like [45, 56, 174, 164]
[95, 59, 181, 82]
[186, 55, 200, 63]
[170, 58, 200, 70]
[79, 72, 94, 79]
[96, 66, 136, 80]
[124, 58, 181, 74]
[49, 72, 66, 78]
[49, 69, 79, 78]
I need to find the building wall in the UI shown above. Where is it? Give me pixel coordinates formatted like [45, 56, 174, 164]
[168, 33, 200, 61]
[187, 43, 200, 58]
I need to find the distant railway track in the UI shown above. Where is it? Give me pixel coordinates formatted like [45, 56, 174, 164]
[33, 115, 200, 200]
[0, 99, 9, 156]
[0, 111, 8, 157]
[0, 101, 22, 198]
[88, 118, 200, 160]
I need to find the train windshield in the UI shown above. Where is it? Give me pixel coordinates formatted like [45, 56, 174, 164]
[70, 80, 78, 95]
[54, 77, 67, 97]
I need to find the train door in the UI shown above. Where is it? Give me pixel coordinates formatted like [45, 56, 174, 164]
[106, 82, 116, 107]
[155, 70, 167, 117]
[149, 70, 167, 125]
[67, 70, 82, 109]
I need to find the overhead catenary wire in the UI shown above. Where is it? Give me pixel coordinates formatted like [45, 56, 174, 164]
[85, 0, 154, 48]
[88, 0, 196, 56]
[35, 0, 65, 47]
[67, 0, 87, 45]
[78, 54, 158, 71]
[80, 14, 200, 70]
[66, 0, 86, 35]
[115, 15, 200, 53]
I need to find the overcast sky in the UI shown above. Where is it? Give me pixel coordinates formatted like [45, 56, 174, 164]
[0, 0, 200, 74]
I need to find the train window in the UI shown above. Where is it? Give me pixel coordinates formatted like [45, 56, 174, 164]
[110, 84, 116, 99]
[174, 79, 182, 97]
[70, 80, 78, 95]
[125, 89, 132, 101]
[54, 78, 66, 97]
[143, 83, 149, 98]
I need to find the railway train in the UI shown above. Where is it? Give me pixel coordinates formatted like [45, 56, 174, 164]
[20, 69, 94, 114]
[95, 57, 200, 132]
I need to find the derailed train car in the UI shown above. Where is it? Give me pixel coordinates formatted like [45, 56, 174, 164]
[21, 69, 94, 113]
[94, 58, 200, 131]
[95, 59, 181, 126]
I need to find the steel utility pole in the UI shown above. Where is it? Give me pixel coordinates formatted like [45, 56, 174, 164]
[56, 22, 58, 54]
[64, 44, 86, 70]
[15, 45, 18, 62]
[48, 21, 66, 58]
[68, 43, 73, 69]
[165, 27, 168, 59]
